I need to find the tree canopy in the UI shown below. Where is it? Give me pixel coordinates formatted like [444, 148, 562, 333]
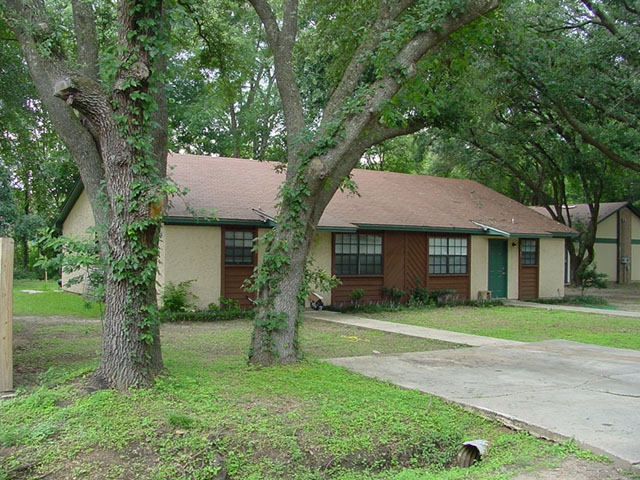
[5, 0, 640, 382]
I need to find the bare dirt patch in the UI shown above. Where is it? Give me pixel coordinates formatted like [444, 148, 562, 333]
[566, 282, 640, 311]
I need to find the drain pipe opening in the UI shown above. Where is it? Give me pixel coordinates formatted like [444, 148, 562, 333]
[455, 440, 489, 468]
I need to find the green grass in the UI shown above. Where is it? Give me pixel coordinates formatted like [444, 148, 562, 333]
[366, 306, 640, 351]
[2, 318, 609, 480]
[2, 281, 632, 479]
[12, 279, 103, 318]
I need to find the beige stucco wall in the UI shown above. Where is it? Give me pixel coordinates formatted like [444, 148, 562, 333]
[594, 213, 618, 281]
[308, 231, 333, 305]
[538, 237, 566, 298]
[506, 239, 520, 299]
[594, 243, 617, 280]
[61, 190, 95, 295]
[470, 236, 489, 297]
[158, 225, 222, 309]
[630, 213, 640, 281]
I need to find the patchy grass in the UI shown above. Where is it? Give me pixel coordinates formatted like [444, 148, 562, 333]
[12, 279, 102, 318]
[2, 315, 614, 479]
[3, 281, 628, 479]
[365, 306, 640, 351]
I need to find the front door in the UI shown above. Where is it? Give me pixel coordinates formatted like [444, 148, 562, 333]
[488, 239, 508, 298]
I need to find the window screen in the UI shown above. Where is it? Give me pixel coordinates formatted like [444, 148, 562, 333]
[225, 230, 254, 265]
[521, 239, 538, 266]
[335, 233, 382, 275]
[428, 237, 468, 274]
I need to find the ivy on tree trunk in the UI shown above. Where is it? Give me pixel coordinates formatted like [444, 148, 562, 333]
[5, 0, 169, 389]
[247, 0, 500, 366]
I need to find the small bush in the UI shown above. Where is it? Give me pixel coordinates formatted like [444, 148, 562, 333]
[576, 264, 608, 295]
[382, 286, 406, 304]
[349, 288, 365, 306]
[161, 280, 197, 312]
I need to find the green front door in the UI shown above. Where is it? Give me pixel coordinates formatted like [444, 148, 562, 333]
[488, 239, 508, 298]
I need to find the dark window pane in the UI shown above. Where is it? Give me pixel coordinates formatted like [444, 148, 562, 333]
[225, 231, 254, 265]
[335, 233, 383, 275]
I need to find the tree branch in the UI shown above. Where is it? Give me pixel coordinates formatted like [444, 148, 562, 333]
[4, 0, 107, 225]
[553, 101, 640, 172]
[323, 0, 415, 123]
[249, 0, 305, 154]
[71, 0, 99, 80]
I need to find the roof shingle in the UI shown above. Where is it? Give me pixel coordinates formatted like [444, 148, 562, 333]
[167, 154, 576, 237]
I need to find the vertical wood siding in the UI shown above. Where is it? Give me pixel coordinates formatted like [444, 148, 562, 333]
[332, 231, 471, 306]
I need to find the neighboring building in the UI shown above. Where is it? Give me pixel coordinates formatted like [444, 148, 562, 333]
[532, 203, 640, 284]
[58, 154, 576, 308]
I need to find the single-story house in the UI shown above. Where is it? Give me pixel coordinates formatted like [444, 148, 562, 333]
[58, 154, 576, 308]
[531, 203, 640, 284]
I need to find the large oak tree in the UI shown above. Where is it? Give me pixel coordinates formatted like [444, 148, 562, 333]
[246, 0, 500, 366]
[4, 0, 169, 389]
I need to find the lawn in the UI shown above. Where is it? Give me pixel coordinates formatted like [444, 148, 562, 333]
[364, 306, 640, 351]
[1, 281, 628, 479]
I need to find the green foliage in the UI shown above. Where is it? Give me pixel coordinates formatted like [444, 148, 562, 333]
[349, 288, 366, 306]
[576, 264, 609, 296]
[217, 296, 240, 311]
[35, 228, 106, 304]
[160, 280, 198, 313]
[408, 283, 432, 307]
[382, 286, 406, 304]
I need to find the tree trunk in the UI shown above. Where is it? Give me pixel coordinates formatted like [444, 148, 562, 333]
[6, 0, 167, 390]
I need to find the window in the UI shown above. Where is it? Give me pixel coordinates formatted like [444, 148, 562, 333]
[335, 233, 382, 275]
[429, 237, 468, 274]
[521, 239, 538, 266]
[224, 230, 254, 265]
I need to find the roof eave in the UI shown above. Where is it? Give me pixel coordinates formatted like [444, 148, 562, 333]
[54, 180, 85, 231]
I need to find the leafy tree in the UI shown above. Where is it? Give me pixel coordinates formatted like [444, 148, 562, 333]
[168, 0, 284, 159]
[246, 0, 499, 366]
[0, 165, 18, 237]
[4, 0, 171, 389]
[416, 0, 640, 284]
[0, 16, 77, 271]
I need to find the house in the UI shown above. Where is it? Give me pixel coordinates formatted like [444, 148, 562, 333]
[531, 203, 640, 284]
[58, 154, 576, 308]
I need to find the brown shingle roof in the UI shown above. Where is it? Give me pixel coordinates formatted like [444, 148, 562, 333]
[531, 203, 630, 226]
[167, 154, 576, 237]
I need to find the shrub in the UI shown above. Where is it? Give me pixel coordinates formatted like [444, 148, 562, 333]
[576, 264, 608, 296]
[382, 286, 406, 304]
[161, 280, 197, 312]
[349, 288, 366, 306]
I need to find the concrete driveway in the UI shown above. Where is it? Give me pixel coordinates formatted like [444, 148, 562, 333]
[308, 311, 640, 472]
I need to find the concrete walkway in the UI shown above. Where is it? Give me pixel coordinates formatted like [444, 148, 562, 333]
[504, 299, 640, 318]
[305, 308, 640, 473]
[305, 310, 522, 347]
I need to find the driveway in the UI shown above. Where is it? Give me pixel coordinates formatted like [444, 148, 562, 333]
[307, 307, 640, 473]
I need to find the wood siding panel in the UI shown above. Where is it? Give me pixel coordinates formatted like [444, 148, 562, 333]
[223, 266, 254, 308]
[427, 275, 470, 300]
[384, 232, 405, 290]
[332, 276, 384, 307]
[405, 233, 428, 292]
[519, 266, 538, 300]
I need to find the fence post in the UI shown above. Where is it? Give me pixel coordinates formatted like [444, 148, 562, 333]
[0, 237, 13, 393]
